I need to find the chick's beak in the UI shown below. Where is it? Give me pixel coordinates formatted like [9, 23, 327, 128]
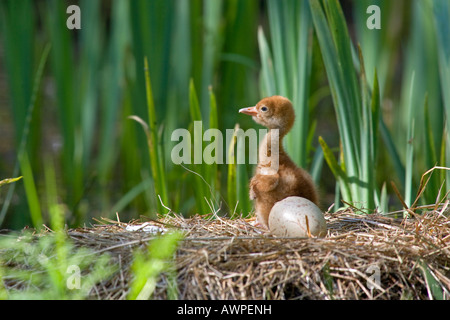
[239, 106, 258, 116]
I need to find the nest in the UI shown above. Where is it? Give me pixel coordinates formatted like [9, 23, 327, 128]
[63, 203, 450, 300]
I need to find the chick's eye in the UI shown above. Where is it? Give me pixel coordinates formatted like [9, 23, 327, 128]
[261, 106, 268, 112]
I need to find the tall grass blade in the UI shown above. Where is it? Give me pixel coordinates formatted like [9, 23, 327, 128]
[19, 152, 43, 229]
[404, 72, 416, 210]
[97, 0, 129, 188]
[431, 0, 450, 191]
[200, 0, 223, 119]
[310, 0, 360, 196]
[420, 261, 445, 300]
[0, 43, 50, 227]
[144, 57, 168, 213]
[0, 0, 34, 142]
[311, 0, 366, 207]
[227, 124, 239, 213]
[319, 136, 351, 202]
[208, 87, 219, 197]
[259, 0, 313, 168]
[359, 47, 380, 210]
[46, 0, 82, 207]
[78, 0, 101, 169]
[235, 132, 251, 217]
[187, 80, 213, 215]
[257, 27, 276, 98]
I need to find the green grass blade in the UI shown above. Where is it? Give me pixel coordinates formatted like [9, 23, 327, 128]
[144, 57, 168, 212]
[259, 0, 313, 168]
[290, 0, 313, 167]
[0, 0, 34, 142]
[227, 125, 238, 214]
[128, 231, 182, 300]
[310, 0, 360, 179]
[208, 87, 219, 195]
[404, 72, 416, 210]
[319, 136, 352, 203]
[43, 157, 65, 233]
[267, 0, 287, 96]
[188, 80, 210, 215]
[431, 0, 450, 191]
[200, 0, 223, 118]
[0, 43, 50, 227]
[310, 0, 362, 204]
[379, 118, 406, 185]
[235, 134, 251, 217]
[97, 0, 129, 186]
[189, 79, 203, 123]
[359, 48, 380, 210]
[310, 147, 324, 185]
[46, 0, 81, 205]
[257, 27, 276, 97]
[420, 261, 444, 300]
[110, 178, 154, 215]
[78, 0, 101, 168]
[19, 151, 43, 229]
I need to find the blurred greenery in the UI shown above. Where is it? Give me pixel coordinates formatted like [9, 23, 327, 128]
[0, 0, 449, 230]
[0, 229, 117, 299]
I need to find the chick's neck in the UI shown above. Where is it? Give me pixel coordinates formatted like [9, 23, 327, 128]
[258, 128, 287, 175]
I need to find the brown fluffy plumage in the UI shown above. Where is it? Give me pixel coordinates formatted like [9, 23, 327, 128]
[239, 96, 318, 228]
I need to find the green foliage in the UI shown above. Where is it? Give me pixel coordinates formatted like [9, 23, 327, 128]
[430, 0, 450, 192]
[311, 0, 448, 212]
[419, 261, 446, 300]
[227, 124, 252, 217]
[128, 231, 183, 300]
[258, 0, 315, 169]
[144, 56, 168, 212]
[311, 0, 383, 211]
[0, 0, 262, 227]
[0, 231, 116, 300]
[0, 0, 449, 230]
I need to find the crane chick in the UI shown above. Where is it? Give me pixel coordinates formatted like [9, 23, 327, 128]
[239, 96, 319, 229]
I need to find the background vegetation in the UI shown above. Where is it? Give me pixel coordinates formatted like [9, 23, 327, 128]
[0, 0, 449, 231]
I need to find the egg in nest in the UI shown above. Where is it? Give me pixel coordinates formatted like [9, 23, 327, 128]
[269, 196, 327, 238]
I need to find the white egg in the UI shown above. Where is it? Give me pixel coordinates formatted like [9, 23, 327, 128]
[268, 196, 327, 238]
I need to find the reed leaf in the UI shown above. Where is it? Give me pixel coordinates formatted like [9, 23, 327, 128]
[311, 0, 364, 207]
[431, 0, 450, 191]
[208, 87, 219, 197]
[227, 124, 239, 214]
[259, 0, 314, 168]
[188, 80, 210, 215]
[319, 136, 351, 203]
[143, 57, 168, 213]
[97, 0, 129, 187]
[404, 73, 416, 210]
[19, 151, 43, 229]
[46, 0, 82, 207]
[0, 39, 50, 227]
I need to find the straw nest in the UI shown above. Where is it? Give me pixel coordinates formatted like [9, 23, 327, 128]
[65, 203, 450, 300]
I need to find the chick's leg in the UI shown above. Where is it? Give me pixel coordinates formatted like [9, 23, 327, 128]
[254, 201, 270, 229]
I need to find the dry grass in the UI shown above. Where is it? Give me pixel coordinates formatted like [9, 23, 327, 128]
[64, 202, 450, 300]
